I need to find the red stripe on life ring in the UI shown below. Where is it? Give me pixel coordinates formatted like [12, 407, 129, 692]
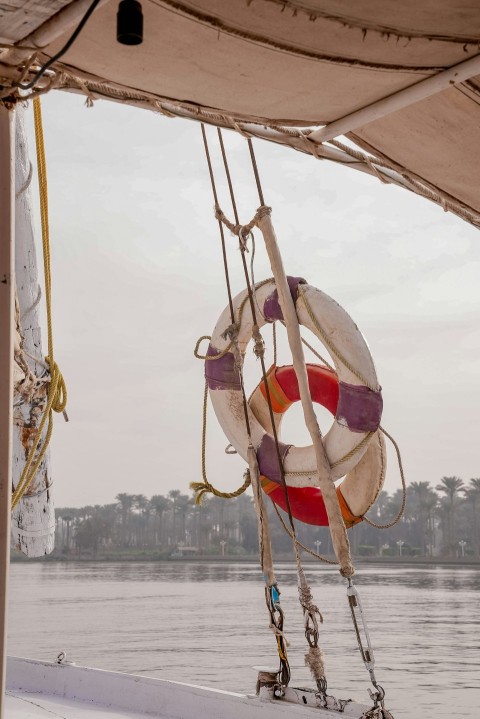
[258, 365, 340, 527]
[262, 477, 329, 525]
[261, 476, 362, 528]
[274, 364, 339, 414]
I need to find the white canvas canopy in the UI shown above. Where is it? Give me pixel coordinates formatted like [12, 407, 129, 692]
[1, 2, 479, 713]
[1, 0, 480, 227]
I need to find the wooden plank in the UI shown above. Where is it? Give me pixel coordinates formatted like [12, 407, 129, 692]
[0, 1, 69, 44]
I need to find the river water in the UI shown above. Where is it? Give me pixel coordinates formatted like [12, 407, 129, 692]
[6, 561, 479, 718]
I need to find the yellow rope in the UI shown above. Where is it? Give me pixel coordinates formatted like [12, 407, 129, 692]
[190, 381, 251, 503]
[192, 279, 275, 503]
[11, 98, 67, 511]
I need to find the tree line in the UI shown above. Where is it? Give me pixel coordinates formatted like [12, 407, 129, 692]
[52, 476, 479, 559]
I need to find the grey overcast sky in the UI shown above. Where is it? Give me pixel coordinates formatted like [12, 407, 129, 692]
[23, 91, 480, 508]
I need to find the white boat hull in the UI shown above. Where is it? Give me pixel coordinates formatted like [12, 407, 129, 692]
[6, 657, 372, 719]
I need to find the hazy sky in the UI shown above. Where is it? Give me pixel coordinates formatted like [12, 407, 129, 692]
[21, 91, 480, 508]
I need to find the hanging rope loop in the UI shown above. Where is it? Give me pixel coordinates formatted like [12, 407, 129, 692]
[189, 381, 252, 504]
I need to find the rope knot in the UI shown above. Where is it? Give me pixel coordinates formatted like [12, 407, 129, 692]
[46, 358, 67, 415]
[221, 322, 239, 342]
[252, 324, 265, 359]
[214, 204, 272, 240]
[256, 205, 272, 221]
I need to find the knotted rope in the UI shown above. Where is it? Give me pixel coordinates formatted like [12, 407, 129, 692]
[215, 203, 272, 238]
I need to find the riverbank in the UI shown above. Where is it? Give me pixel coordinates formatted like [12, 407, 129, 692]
[9, 548, 480, 566]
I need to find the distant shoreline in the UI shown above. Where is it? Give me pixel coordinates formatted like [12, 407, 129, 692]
[10, 551, 480, 567]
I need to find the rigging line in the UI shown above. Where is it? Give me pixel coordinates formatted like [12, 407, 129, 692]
[248, 230, 262, 319]
[272, 503, 337, 566]
[247, 139, 265, 206]
[217, 128, 240, 225]
[242, 136, 301, 536]
[217, 130, 298, 538]
[216, 130, 264, 322]
[200, 126, 252, 439]
[201, 124, 235, 324]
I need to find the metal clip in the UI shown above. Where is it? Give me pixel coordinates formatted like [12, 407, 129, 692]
[316, 675, 328, 698]
[346, 578, 390, 710]
[346, 578, 375, 672]
[368, 684, 385, 708]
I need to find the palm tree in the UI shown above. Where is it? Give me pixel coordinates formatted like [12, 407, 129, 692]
[436, 476, 464, 555]
[133, 494, 150, 547]
[423, 491, 439, 556]
[150, 495, 171, 546]
[175, 494, 193, 544]
[168, 490, 181, 545]
[410, 481, 437, 556]
[463, 478, 480, 557]
[116, 493, 135, 547]
[62, 514, 73, 553]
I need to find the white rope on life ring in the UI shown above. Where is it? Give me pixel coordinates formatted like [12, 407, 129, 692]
[205, 277, 383, 489]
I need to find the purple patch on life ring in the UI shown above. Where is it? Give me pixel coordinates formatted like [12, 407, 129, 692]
[256, 434, 291, 485]
[336, 382, 383, 433]
[205, 345, 241, 390]
[263, 276, 307, 322]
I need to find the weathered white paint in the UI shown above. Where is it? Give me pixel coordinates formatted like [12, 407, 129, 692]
[0, 103, 15, 719]
[6, 657, 371, 719]
[208, 280, 379, 487]
[341, 430, 385, 517]
[11, 105, 54, 558]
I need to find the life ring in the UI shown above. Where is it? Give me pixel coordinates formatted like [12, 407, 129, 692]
[249, 364, 385, 527]
[205, 277, 383, 493]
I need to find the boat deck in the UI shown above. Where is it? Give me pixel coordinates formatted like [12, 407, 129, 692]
[5, 657, 371, 719]
[6, 690, 147, 719]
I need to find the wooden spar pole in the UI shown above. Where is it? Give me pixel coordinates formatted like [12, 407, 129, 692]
[257, 212, 354, 577]
[310, 51, 480, 143]
[0, 104, 15, 719]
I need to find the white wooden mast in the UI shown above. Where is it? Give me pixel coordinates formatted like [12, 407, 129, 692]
[0, 103, 15, 719]
[11, 106, 55, 557]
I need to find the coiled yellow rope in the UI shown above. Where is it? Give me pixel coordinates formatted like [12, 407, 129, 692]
[11, 98, 67, 511]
